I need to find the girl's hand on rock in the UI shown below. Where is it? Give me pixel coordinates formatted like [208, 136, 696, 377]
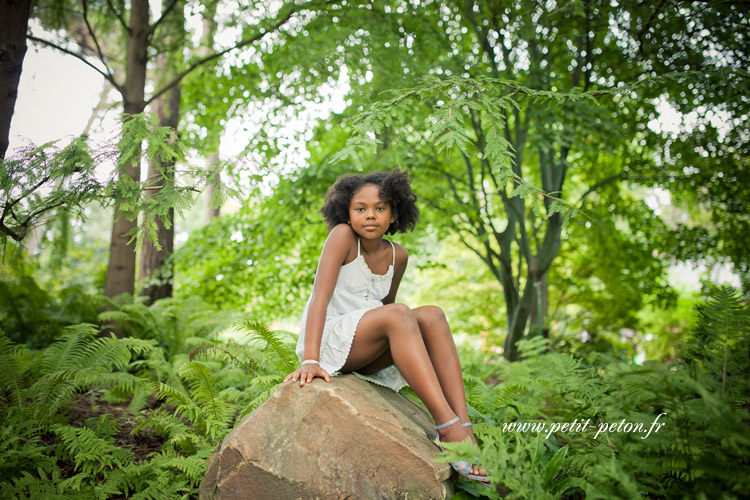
[284, 364, 331, 386]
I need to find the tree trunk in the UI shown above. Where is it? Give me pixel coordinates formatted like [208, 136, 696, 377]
[528, 260, 549, 339]
[503, 276, 536, 361]
[138, 0, 184, 305]
[198, 7, 222, 224]
[139, 61, 179, 305]
[103, 0, 149, 302]
[502, 215, 563, 359]
[0, 0, 32, 160]
[204, 155, 222, 223]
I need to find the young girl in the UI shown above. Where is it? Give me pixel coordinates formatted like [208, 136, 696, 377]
[284, 169, 488, 483]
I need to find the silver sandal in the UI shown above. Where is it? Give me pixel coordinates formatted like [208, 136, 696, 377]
[434, 417, 490, 484]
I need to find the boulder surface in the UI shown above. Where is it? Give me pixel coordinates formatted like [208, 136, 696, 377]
[200, 374, 454, 500]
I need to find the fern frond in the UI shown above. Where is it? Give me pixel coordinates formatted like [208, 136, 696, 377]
[155, 382, 191, 408]
[235, 320, 296, 373]
[249, 374, 284, 388]
[53, 424, 134, 475]
[189, 343, 258, 374]
[119, 336, 156, 356]
[239, 385, 277, 417]
[28, 371, 80, 425]
[97, 310, 139, 326]
[98, 302, 160, 336]
[516, 335, 551, 359]
[158, 450, 210, 483]
[133, 408, 191, 440]
[72, 370, 145, 394]
[78, 333, 134, 372]
[179, 361, 228, 423]
[0, 334, 26, 412]
[38, 324, 97, 375]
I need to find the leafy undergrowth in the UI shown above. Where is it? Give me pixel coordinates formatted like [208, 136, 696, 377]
[446, 286, 750, 500]
[0, 296, 295, 499]
[1, 288, 748, 499]
[67, 391, 167, 463]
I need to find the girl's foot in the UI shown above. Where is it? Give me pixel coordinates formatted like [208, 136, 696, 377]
[435, 417, 488, 480]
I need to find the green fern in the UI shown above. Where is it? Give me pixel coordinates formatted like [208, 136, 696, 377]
[53, 424, 134, 475]
[189, 342, 259, 375]
[180, 361, 232, 436]
[235, 320, 297, 373]
[450, 287, 750, 499]
[0, 327, 159, 498]
[0, 326, 151, 429]
[0, 332, 27, 411]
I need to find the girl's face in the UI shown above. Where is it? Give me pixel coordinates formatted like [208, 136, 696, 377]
[349, 183, 395, 239]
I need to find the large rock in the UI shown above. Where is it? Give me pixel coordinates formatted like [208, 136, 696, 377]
[200, 374, 454, 500]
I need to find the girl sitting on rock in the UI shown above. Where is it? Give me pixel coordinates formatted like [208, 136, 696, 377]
[284, 169, 488, 483]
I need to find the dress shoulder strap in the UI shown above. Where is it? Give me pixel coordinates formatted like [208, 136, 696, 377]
[357, 237, 394, 266]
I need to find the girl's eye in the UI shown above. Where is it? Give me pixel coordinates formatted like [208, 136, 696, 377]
[376, 207, 384, 211]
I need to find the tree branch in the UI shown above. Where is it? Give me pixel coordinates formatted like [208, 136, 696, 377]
[3, 170, 54, 223]
[0, 222, 23, 241]
[515, 233, 523, 290]
[27, 35, 121, 92]
[477, 157, 504, 244]
[577, 172, 625, 209]
[105, 0, 129, 32]
[80, 0, 118, 89]
[0, 198, 66, 242]
[516, 202, 533, 265]
[20, 201, 66, 230]
[146, 3, 299, 106]
[148, 0, 180, 37]
[464, 0, 500, 78]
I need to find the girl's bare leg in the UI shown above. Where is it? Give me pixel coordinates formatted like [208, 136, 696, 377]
[341, 303, 470, 446]
[353, 305, 475, 440]
[411, 306, 477, 442]
[347, 304, 485, 476]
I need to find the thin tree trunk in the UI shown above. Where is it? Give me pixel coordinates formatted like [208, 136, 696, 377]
[504, 276, 536, 360]
[139, 62, 179, 305]
[528, 268, 549, 338]
[0, 0, 32, 160]
[204, 154, 222, 223]
[103, 0, 149, 303]
[503, 216, 562, 359]
[138, 0, 184, 305]
[25, 81, 114, 257]
[198, 6, 222, 224]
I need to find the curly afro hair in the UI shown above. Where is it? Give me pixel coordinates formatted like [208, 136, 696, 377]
[320, 169, 419, 234]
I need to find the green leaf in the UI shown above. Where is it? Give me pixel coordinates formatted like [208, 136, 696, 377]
[542, 445, 568, 487]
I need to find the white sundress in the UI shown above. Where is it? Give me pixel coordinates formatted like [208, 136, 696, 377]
[296, 237, 407, 392]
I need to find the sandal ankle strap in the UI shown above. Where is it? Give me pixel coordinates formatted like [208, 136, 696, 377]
[435, 416, 460, 431]
[462, 421, 472, 428]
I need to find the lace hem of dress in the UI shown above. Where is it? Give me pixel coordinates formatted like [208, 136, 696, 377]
[352, 366, 408, 392]
[322, 308, 366, 375]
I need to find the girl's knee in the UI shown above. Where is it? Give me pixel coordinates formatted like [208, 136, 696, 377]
[415, 305, 446, 326]
[384, 303, 418, 328]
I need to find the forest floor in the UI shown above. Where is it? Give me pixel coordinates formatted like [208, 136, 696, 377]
[67, 391, 166, 461]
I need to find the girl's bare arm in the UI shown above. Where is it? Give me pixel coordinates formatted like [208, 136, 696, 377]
[382, 243, 408, 305]
[285, 224, 353, 384]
